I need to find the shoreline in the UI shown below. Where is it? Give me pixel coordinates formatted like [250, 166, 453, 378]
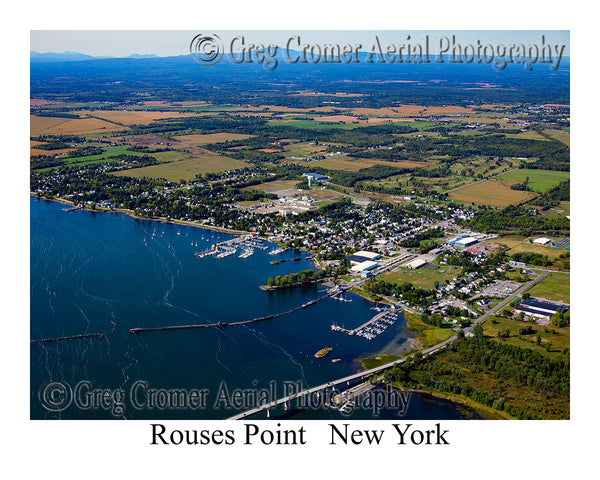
[401, 386, 513, 420]
[30, 193, 256, 237]
[32, 194, 498, 419]
[33, 193, 448, 398]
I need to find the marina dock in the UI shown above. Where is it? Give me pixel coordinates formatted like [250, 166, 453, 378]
[331, 308, 398, 340]
[194, 235, 268, 260]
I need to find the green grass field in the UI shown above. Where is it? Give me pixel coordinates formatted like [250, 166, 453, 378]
[498, 168, 570, 193]
[404, 312, 455, 348]
[527, 272, 570, 303]
[360, 354, 400, 370]
[482, 315, 570, 358]
[503, 241, 566, 261]
[381, 265, 462, 290]
[35, 146, 150, 171]
[283, 142, 328, 157]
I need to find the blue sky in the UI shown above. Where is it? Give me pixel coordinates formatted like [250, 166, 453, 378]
[30, 30, 569, 57]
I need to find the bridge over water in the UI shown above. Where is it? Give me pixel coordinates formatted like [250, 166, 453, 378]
[228, 271, 546, 420]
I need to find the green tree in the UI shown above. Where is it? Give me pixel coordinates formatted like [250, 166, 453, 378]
[472, 323, 484, 339]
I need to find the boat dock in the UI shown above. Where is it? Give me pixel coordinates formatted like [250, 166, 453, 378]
[331, 308, 398, 340]
[62, 205, 82, 212]
[31, 332, 105, 345]
[194, 235, 268, 260]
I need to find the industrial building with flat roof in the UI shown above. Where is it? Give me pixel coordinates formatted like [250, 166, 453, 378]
[350, 260, 379, 274]
[533, 237, 552, 245]
[347, 250, 381, 264]
[513, 297, 568, 319]
[455, 237, 478, 247]
[405, 258, 427, 269]
[466, 246, 486, 256]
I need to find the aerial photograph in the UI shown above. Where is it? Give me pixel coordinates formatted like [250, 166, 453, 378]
[30, 30, 570, 421]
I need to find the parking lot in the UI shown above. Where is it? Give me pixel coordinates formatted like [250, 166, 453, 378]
[480, 280, 521, 298]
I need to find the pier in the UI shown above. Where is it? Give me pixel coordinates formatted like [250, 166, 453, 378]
[30, 332, 105, 345]
[129, 292, 333, 335]
[62, 205, 82, 212]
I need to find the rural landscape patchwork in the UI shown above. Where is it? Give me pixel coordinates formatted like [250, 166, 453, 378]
[30, 33, 570, 420]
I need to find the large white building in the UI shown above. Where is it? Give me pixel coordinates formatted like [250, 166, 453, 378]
[405, 258, 427, 269]
[350, 260, 379, 274]
[533, 237, 552, 245]
[347, 250, 381, 264]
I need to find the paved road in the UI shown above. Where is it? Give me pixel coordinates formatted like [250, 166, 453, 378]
[228, 270, 548, 420]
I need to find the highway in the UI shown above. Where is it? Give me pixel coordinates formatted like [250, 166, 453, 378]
[227, 269, 548, 420]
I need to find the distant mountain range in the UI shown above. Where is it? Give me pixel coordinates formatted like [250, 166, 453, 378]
[30, 51, 159, 63]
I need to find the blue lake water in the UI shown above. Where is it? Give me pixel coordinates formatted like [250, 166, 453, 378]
[30, 197, 480, 419]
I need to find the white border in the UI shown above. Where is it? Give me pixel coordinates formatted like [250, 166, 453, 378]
[4, 1, 596, 478]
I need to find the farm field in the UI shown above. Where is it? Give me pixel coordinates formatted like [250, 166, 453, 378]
[174, 133, 255, 145]
[380, 265, 462, 290]
[544, 129, 570, 146]
[527, 272, 570, 303]
[111, 153, 250, 182]
[108, 133, 171, 146]
[267, 119, 359, 130]
[312, 115, 418, 125]
[350, 105, 475, 117]
[448, 179, 536, 206]
[30, 115, 126, 135]
[74, 110, 197, 125]
[504, 130, 550, 141]
[151, 150, 185, 163]
[312, 156, 425, 172]
[30, 140, 75, 156]
[498, 168, 569, 192]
